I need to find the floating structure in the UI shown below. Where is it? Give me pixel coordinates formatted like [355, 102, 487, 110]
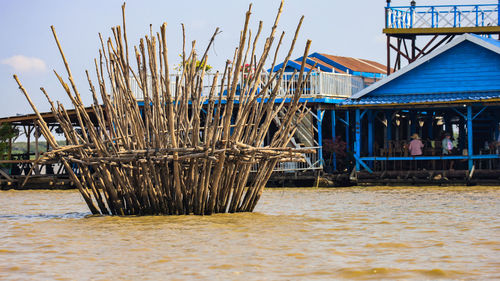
[343, 33, 500, 184]
[2, 1, 499, 189]
[0, 108, 97, 189]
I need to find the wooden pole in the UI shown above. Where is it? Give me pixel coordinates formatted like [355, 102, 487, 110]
[13, 1, 310, 216]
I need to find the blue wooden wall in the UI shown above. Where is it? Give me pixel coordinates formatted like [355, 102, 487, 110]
[369, 41, 500, 96]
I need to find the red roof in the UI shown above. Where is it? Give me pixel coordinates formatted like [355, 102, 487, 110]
[307, 57, 346, 73]
[320, 53, 387, 74]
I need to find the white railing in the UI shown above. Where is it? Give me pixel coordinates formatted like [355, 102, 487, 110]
[129, 74, 219, 100]
[250, 146, 322, 173]
[317, 72, 365, 97]
[130, 72, 365, 100]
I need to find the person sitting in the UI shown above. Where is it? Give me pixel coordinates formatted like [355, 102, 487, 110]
[408, 133, 424, 170]
[442, 133, 454, 170]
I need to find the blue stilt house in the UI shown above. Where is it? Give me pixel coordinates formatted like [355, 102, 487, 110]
[342, 33, 500, 180]
[267, 53, 389, 175]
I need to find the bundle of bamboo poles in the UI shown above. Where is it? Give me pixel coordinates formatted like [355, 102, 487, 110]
[14, 2, 314, 215]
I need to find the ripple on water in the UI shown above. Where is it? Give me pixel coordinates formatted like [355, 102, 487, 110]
[336, 267, 406, 279]
[364, 242, 412, 249]
[336, 267, 472, 280]
[0, 249, 16, 254]
[0, 188, 498, 280]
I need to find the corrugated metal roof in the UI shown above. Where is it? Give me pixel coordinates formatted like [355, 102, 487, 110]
[307, 57, 345, 73]
[341, 91, 500, 106]
[351, 34, 500, 100]
[319, 53, 386, 74]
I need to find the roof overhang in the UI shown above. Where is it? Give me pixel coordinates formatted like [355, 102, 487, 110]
[350, 33, 500, 100]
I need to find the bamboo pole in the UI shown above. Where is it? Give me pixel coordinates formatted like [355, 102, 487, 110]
[13, 2, 311, 216]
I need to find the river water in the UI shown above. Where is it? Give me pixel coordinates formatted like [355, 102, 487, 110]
[0, 186, 499, 280]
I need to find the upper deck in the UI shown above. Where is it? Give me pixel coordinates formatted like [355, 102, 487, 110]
[130, 72, 366, 103]
[384, 2, 500, 35]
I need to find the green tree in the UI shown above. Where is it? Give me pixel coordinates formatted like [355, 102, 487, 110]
[0, 123, 19, 160]
[175, 54, 212, 73]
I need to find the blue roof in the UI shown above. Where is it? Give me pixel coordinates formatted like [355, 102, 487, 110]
[269, 52, 387, 79]
[341, 91, 500, 106]
[470, 34, 500, 49]
[346, 34, 500, 106]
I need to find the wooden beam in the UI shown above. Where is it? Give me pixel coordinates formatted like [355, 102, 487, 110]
[0, 168, 14, 181]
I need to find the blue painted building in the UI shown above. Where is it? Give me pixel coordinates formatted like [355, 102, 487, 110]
[264, 53, 391, 174]
[270, 52, 388, 86]
[342, 33, 500, 178]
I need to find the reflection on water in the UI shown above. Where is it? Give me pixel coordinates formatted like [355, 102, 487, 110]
[0, 186, 499, 280]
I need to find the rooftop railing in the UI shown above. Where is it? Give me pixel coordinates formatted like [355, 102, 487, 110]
[386, 4, 499, 29]
[130, 72, 365, 101]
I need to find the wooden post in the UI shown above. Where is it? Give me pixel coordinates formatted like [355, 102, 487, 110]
[34, 125, 40, 175]
[368, 110, 373, 156]
[345, 111, 350, 152]
[7, 135, 12, 161]
[467, 105, 473, 171]
[428, 112, 434, 140]
[367, 110, 373, 169]
[26, 125, 31, 159]
[355, 108, 361, 171]
[317, 109, 324, 167]
[331, 109, 336, 171]
[386, 111, 392, 143]
[410, 111, 416, 135]
[459, 117, 466, 151]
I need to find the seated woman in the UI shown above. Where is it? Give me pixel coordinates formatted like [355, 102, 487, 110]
[408, 133, 424, 170]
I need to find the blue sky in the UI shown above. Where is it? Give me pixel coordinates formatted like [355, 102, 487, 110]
[0, 0, 496, 117]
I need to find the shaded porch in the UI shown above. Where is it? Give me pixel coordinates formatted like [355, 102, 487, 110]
[351, 103, 500, 178]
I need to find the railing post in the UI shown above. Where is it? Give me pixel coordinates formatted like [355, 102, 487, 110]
[475, 5, 479, 27]
[435, 9, 439, 27]
[453, 6, 457, 27]
[410, 1, 415, 28]
[385, 5, 389, 28]
[431, 6, 435, 28]
[386, 0, 392, 27]
[410, 8, 413, 28]
[318, 72, 322, 96]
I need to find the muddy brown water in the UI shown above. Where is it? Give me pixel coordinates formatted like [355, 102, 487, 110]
[1, 186, 499, 280]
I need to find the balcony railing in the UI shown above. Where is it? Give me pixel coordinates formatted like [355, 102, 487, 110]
[386, 4, 499, 29]
[130, 72, 365, 101]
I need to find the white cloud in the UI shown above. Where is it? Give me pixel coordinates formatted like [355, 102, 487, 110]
[1, 55, 47, 73]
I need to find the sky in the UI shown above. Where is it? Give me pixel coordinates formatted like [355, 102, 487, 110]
[0, 0, 496, 117]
